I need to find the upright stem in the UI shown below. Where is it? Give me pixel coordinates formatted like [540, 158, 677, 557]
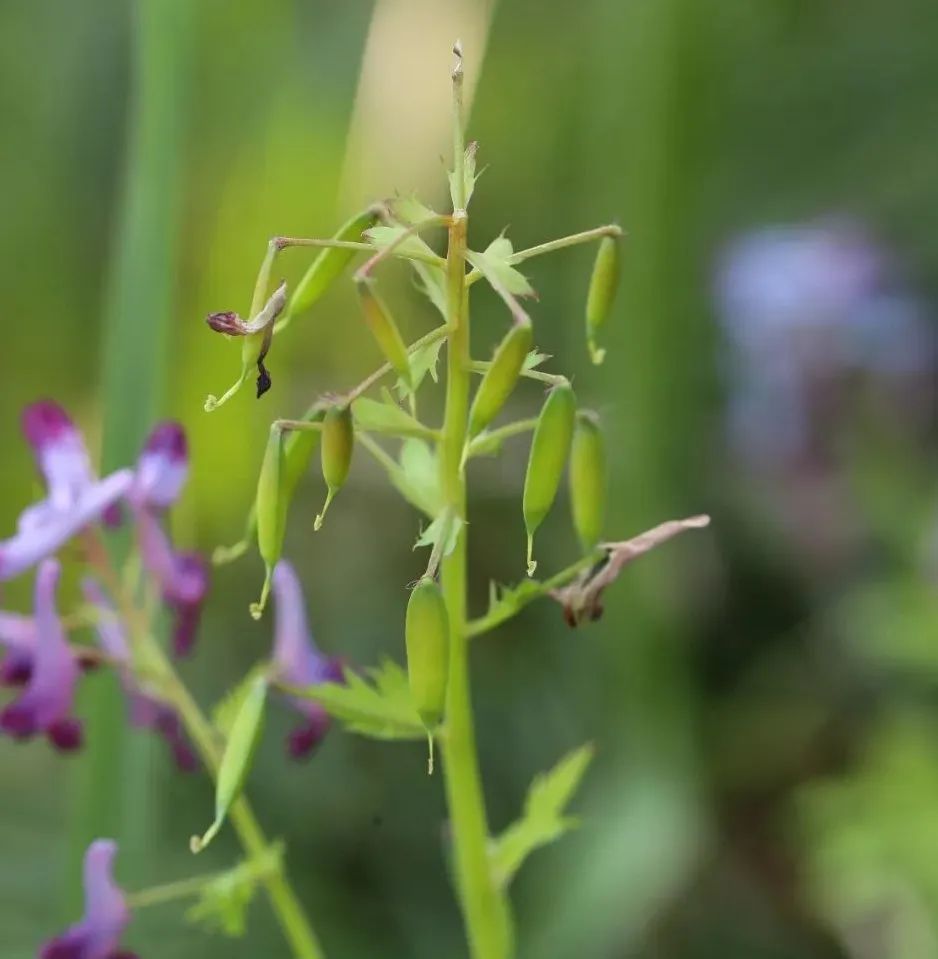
[439, 202, 511, 959]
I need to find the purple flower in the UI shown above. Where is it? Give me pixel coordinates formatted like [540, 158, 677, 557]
[0, 402, 133, 581]
[0, 611, 37, 685]
[271, 561, 343, 759]
[131, 422, 209, 657]
[0, 559, 82, 751]
[39, 839, 136, 959]
[82, 579, 197, 772]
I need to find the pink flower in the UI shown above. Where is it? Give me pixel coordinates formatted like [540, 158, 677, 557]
[0, 559, 82, 751]
[39, 840, 136, 959]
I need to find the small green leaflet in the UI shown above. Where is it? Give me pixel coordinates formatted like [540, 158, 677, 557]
[192, 677, 268, 853]
[489, 744, 594, 888]
[212, 662, 271, 737]
[448, 142, 479, 209]
[523, 349, 551, 372]
[186, 845, 283, 938]
[411, 260, 448, 317]
[414, 509, 464, 558]
[364, 224, 439, 262]
[467, 578, 546, 637]
[389, 194, 439, 226]
[352, 395, 435, 440]
[389, 438, 442, 518]
[465, 242, 535, 299]
[291, 660, 425, 740]
[396, 336, 445, 398]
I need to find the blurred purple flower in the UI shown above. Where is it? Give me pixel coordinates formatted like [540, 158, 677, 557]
[131, 422, 209, 657]
[82, 580, 197, 772]
[0, 610, 37, 685]
[271, 560, 343, 759]
[39, 839, 136, 959]
[0, 401, 134, 581]
[0, 559, 82, 751]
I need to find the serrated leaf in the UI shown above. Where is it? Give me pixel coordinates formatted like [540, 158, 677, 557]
[352, 396, 435, 439]
[292, 660, 425, 740]
[414, 509, 464, 558]
[390, 439, 442, 518]
[449, 142, 479, 209]
[523, 349, 551, 372]
[186, 845, 283, 938]
[489, 744, 594, 887]
[465, 247, 535, 299]
[477, 578, 545, 631]
[389, 194, 439, 226]
[395, 335, 445, 398]
[364, 224, 439, 262]
[212, 663, 270, 737]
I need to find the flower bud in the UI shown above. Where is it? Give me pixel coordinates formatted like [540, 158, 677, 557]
[315, 405, 354, 531]
[522, 382, 576, 575]
[405, 577, 449, 731]
[585, 236, 620, 364]
[286, 207, 380, 320]
[568, 410, 606, 552]
[468, 321, 533, 438]
[357, 280, 412, 388]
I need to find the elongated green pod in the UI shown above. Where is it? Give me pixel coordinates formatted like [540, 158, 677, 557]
[250, 424, 284, 619]
[568, 411, 606, 552]
[315, 405, 354, 531]
[585, 236, 620, 364]
[522, 382, 576, 575]
[357, 280, 412, 388]
[191, 677, 267, 853]
[405, 577, 449, 734]
[285, 207, 380, 321]
[468, 321, 533, 438]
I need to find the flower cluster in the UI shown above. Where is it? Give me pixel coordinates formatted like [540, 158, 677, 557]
[0, 401, 207, 761]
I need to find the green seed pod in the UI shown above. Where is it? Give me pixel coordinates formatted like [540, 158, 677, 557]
[286, 207, 380, 320]
[357, 280, 412, 388]
[568, 410, 606, 552]
[467, 321, 533, 438]
[248, 408, 324, 618]
[585, 236, 620, 365]
[315, 405, 354, 531]
[522, 382, 576, 575]
[191, 677, 268, 853]
[405, 577, 449, 731]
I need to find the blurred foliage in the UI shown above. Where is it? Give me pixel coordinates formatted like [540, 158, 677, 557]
[2, 1, 938, 958]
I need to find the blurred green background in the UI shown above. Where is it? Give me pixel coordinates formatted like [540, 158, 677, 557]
[3, 1, 938, 956]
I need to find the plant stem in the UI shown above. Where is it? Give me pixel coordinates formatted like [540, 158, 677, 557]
[439, 203, 510, 956]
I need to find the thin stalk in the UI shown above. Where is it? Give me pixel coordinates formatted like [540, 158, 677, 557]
[439, 204, 509, 956]
[469, 359, 566, 387]
[465, 224, 624, 286]
[465, 417, 538, 460]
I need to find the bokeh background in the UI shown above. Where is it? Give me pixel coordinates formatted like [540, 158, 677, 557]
[3, 1, 938, 956]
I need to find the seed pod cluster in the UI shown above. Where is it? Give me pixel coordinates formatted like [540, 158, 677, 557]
[468, 321, 532, 438]
[585, 235, 620, 364]
[405, 576, 449, 731]
[315, 404, 354, 531]
[357, 280, 412, 389]
[523, 381, 576, 575]
[568, 410, 606, 552]
[286, 207, 380, 320]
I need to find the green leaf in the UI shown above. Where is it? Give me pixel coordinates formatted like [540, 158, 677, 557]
[192, 678, 268, 853]
[396, 335, 445, 398]
[411, 260, 448, 317]
[389, 194, 440, 226]
[414, 509, 464, 558]
[465, 246, 536, 299]
[186, 845, 283, 938]
[523, 349, 551, 372]
[212, 663, 271, 737]
[364, 224, 439, 262]
[448, 142, 479, 209]
[388, 439, 442, 518]
[292, 660, 425, 740]
[480, 578, 546, 630]
[489, 744, 594, 887]
[352, 395, 435, 440]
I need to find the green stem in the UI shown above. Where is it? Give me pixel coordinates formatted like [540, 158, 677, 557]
[465, 224, 623, 286]
[127, 871, 223, 910]
[439, 208, 510, 958]
[465, 418, 538, 460]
